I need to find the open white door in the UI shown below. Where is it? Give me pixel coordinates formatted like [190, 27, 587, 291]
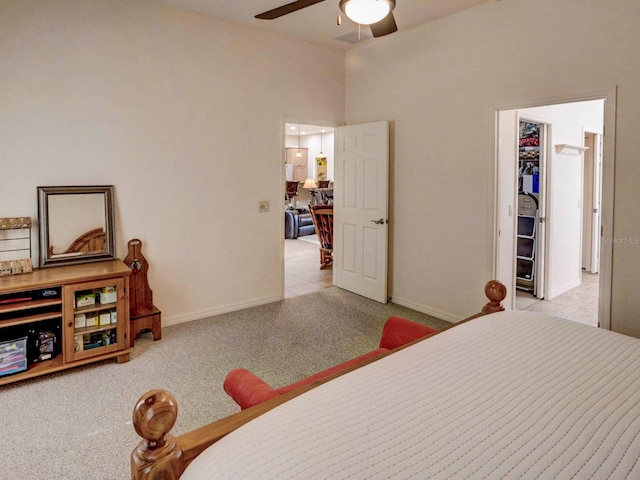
[582, 132, 601, 274]
[334, 121, 389, 303]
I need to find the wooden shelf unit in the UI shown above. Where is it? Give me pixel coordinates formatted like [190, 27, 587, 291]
[0, 260, 131, 386]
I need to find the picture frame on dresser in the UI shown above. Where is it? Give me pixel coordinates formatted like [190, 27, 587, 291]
[37, 185, 117, 268]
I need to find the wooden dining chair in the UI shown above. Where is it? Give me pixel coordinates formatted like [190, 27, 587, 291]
[310, 204, 333, 269]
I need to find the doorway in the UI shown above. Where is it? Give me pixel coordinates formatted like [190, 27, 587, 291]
[495, 95, 612, 329]
[281, 118, 391, 304]
[282, 120, 335, 298]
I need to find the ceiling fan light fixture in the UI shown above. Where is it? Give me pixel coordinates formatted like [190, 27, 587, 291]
[339, 0, 394, 25]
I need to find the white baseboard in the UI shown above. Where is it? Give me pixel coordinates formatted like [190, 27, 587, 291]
[162, 294, 282, 328]
[390, 296, 463, 323]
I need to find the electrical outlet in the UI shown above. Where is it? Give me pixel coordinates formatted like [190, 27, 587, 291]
[258, 200, 270, 213]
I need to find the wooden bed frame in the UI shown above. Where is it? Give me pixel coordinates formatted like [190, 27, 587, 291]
[48, 227, 106, 256]
[130, 280, 507, 479]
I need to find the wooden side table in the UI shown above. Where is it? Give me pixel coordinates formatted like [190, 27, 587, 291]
[124, 239, 162, 347]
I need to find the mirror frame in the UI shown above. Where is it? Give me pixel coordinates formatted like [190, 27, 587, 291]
[38, 185, 116, 268]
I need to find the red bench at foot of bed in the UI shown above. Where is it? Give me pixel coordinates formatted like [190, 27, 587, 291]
[224, 316, 439, 410]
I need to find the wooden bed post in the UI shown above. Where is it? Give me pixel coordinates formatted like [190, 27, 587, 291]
[481, 280, 507, 314]
[131, 389, 183, 480]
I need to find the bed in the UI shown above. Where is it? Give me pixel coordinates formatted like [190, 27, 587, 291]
[131, 281, 640, 479]
[47, 227, 106, 257]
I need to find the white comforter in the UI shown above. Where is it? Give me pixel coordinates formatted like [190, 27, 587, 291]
[183, 311, 640, 479]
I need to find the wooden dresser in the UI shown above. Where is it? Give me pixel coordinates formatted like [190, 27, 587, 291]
[0, 260, 131, 386]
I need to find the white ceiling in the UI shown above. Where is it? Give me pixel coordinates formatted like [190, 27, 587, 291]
[153, 0, 496, 50]
[286, 123, 334, 136]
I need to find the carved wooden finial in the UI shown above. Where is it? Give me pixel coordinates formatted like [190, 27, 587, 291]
[131, 389, 183, 480]
[482, 280, 507, 314]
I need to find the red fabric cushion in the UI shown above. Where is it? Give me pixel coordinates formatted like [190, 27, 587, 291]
[223, 368, 280, 410]
[378, 315, 438, 350]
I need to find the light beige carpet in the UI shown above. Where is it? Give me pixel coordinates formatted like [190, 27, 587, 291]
[0, 287, 448, 480]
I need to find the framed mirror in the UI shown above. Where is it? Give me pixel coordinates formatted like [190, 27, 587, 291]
[38, 185, 116, 268]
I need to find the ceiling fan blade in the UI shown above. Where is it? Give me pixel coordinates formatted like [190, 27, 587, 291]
[369, 11, 397, 37]
[255, 0, 325, 20]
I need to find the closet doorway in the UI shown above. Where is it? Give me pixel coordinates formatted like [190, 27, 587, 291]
[495, 94, 613, 329]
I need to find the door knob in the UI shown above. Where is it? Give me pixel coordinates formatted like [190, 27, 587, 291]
[370, 218, 388, 225]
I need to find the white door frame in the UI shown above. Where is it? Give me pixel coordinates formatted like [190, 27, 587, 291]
[492, 87, 617, 330]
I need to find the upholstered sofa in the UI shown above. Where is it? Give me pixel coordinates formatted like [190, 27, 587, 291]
[284, 208, 315, 239]
[223, 315, 438, 410]
[313, 188, 333, 205]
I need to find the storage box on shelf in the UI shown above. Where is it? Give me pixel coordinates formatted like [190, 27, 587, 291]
[0, 260, 131, 386]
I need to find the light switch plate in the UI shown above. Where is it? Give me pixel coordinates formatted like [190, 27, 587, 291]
[258, 200, 270, 213]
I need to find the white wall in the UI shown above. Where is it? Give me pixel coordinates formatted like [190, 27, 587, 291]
[0, 0, 345, 325]
[345, 0, 640, 336]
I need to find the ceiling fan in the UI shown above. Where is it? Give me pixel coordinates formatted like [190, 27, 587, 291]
[255, 0, 398, 38]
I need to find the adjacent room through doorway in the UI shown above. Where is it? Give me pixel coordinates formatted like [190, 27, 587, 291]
[496, 99, 606, 328]
[283, 122, 335, 298]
